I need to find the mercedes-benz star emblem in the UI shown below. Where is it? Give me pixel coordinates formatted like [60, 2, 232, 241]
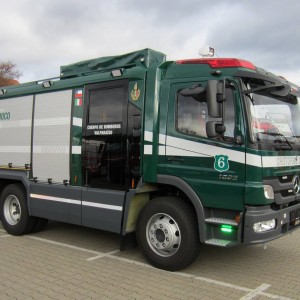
[292, 175, 300, 195]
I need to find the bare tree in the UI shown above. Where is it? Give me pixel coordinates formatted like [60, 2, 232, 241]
[0, 61, 22, 80]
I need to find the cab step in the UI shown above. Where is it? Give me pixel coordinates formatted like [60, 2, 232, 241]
[205, 217, 238, 226]
[205, 239, 237, 247]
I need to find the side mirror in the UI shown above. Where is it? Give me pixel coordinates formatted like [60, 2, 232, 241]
[207, 80, 226, 117]
[206, 121, 226, 138]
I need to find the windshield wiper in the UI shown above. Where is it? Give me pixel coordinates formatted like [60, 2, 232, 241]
[257, 132, 293, 150]
[243, 83, 291, 97]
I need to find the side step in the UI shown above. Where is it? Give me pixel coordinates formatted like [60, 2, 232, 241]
[205, 239, 238, 247]
[205, 217, 238, 226]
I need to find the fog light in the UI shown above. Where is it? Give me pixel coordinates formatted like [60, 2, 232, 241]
[253, 219, 276, 233]
[264, 185, 274, 200]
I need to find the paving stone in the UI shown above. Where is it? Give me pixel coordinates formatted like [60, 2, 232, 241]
[1, 221, 300, 299]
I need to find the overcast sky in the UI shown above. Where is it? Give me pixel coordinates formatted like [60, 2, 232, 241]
[1, 0, 300, 85]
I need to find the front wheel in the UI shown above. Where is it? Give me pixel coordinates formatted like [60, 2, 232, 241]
[137, 197, 200, 271]
[0, 184, 36, 235]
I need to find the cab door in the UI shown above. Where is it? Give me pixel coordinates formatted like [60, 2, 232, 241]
[165, 80, 246, 211]
[82, 80, 128, 233]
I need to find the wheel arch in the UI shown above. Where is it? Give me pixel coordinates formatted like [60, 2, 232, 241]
[156, 174, 206, 243]
[0, 170, 31, 209]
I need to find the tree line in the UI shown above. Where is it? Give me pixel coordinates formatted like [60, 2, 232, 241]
[0, 61, 22, 87]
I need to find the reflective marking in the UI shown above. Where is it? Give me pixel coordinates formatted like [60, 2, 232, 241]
[144, 145, 152, 155]
[159, 145, 165, 156]
[73, 117, 82, 127]
[30, 194, 122, 211]
[34, 117, 70, 126]
[166, 135, 245, 163]
[246, 153, 262, 168]
[72, 146, 82, 155]
[263, 156, 300, 168]
[82, 201, 123, 211]
[144, 131, 153, 142]
[159, 134, 166, 145]
[145, 133, 300, 169]
[32, 145, 69, 154]
[166, 146, 208, 157]
[161, 134, 300, 169]
[0, 146, 30, 153]
[30, 194, 81, 205]
[0, 119, 31, 128]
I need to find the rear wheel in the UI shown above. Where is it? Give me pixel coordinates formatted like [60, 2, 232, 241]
[0, 184, 36, 235]
[137, 196, 200, 271]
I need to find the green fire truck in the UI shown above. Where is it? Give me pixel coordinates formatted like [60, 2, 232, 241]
[0, 49, 300, 271]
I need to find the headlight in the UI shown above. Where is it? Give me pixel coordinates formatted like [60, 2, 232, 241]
[264, 185, 274, 200]
[253, 219, 276, 233]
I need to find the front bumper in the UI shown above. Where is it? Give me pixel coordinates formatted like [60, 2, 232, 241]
[243, 203, 300, 244]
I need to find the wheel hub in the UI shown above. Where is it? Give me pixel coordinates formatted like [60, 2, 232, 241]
[146, 213, 181, 257]
[3, 195, 21, 225]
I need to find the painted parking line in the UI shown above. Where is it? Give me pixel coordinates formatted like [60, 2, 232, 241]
[27, 235, 106, 255]
[86, 250, 120, 261]
[240, 283, 272, 300]
[107, 254, 291, 300]
[21, 234, 292, 300]
[0, 228, 11, 238]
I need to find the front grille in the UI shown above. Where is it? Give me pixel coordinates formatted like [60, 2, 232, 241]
[264, 175, 300, 205]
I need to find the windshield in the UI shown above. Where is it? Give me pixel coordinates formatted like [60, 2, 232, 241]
[243, 81, 300, 150]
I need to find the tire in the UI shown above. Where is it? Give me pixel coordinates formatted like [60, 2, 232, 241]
[31, 218, 48, 233]
[0, 184, 36, 235]
[137, 196, 200, 271]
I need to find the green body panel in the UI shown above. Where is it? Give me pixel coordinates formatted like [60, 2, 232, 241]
[70, 87, 84, 186]
[165, 157, 245, 210]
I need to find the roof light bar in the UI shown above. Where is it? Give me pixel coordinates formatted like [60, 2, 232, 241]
[176, 58, 256, 70]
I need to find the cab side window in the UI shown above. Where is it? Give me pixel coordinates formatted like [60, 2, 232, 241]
[223, 88, 235, 138]
[177, 94, 208, 137]
[177, 86, 236, 140]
